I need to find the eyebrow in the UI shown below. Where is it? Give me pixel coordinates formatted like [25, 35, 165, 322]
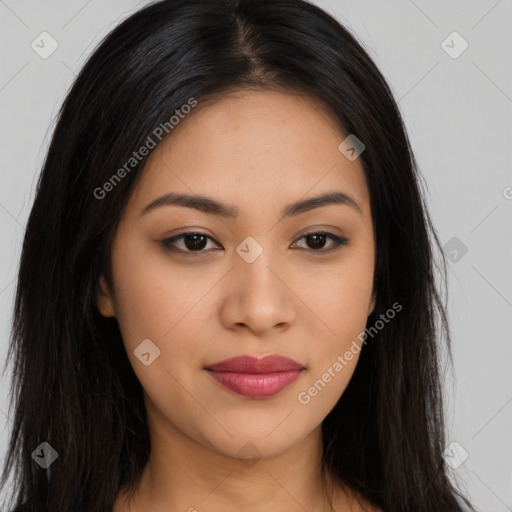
[140, 190, 362, 220]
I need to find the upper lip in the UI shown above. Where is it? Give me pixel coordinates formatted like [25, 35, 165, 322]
[205, 355, 305, 373]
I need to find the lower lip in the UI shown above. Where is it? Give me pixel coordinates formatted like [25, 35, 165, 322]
[205, 370, 303, 399]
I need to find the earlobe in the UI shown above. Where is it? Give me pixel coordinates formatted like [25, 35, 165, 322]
[97, 274, 115, 317]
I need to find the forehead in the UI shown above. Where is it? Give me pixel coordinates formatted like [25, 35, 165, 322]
[129, 88, 371, 219]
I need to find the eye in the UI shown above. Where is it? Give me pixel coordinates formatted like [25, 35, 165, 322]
[161, 232, 220, 254]
[161, 230, 348, 255]
[292, 231, 348, 252]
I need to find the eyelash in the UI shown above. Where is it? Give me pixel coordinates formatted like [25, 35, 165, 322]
[161, 230, 349, 256]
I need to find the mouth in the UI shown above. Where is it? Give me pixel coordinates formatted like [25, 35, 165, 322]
[204, 355, 305, 399]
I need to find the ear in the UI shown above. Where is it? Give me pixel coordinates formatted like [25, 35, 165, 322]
[97, 274, 115, 317]
[367, 290, 376, 317]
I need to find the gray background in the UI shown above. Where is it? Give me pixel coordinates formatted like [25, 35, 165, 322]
[0, 0, 511, 510]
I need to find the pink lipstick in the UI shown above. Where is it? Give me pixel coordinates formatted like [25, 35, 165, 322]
[205, 355, 305, 399]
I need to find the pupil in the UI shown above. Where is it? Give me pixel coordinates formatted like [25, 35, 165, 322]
[307, 233, 326, 250]
[185, 234, 207, 251]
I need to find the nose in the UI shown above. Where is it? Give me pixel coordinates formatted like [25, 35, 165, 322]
[219, 247, 296, 337]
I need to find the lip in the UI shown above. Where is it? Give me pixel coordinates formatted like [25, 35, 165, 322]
[204, 355, 305, 399]
[205, 355, 304, 373]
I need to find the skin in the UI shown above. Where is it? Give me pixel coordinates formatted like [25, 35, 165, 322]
[100, 88, 378, 512]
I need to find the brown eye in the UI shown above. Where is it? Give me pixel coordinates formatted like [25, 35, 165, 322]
[162, 232, 220, 254]
[293, 232, 348, 252]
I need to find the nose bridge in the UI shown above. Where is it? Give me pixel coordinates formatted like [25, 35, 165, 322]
[223, 235, 294, 332]
[235, 236, 282, 300]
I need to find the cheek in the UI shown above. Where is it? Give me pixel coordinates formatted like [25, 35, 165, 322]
[298, 253, 373, 401]
[306, 259, 374, 345]
[295, 278, 371, 416]
[109, 248, 212, 413]
[109, 235, 209, 356]
[112, 262, 177, 343]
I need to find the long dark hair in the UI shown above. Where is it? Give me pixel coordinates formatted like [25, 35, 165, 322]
[1, 0, 475, 510]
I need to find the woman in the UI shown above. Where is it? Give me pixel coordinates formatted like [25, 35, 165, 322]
[1, 0, 476, 510]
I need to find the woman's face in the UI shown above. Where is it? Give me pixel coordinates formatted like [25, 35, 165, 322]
[98, 88, 375, 460]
